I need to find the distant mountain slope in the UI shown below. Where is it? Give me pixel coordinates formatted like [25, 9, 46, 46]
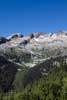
[0, 30, 67, 68]
[0, 30, 67, 93]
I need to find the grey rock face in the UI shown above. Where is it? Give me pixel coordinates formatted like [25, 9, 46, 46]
[0, 37, 8, 44]
[0, 31, 67, 67]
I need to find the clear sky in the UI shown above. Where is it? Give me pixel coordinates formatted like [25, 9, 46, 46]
[0, 0, 67, 36]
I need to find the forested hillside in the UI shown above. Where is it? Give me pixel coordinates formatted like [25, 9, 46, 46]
[0, 56, 67, 100]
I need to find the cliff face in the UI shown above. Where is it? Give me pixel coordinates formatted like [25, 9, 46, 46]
[0, 31, 67, 67]
[0, 31, 67, 92]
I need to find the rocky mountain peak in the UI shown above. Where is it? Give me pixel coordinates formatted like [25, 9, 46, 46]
[31, 32, 48, 38]
[0, 30, 67, 68]
[7, 33, 23, 40]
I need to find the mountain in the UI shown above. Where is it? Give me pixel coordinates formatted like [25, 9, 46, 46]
[0, 30, 67, 67]
[1, 54, 67, 100]
[0, 31, 67, 99]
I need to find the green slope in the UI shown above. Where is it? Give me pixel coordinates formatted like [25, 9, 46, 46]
[1, 56, 67, 100]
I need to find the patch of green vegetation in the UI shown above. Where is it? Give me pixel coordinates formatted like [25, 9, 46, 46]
[1, 57, 67, 100]
[13, 65, 30, 91]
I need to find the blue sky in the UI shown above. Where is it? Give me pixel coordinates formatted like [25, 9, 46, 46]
[0, 0, 67, 36]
